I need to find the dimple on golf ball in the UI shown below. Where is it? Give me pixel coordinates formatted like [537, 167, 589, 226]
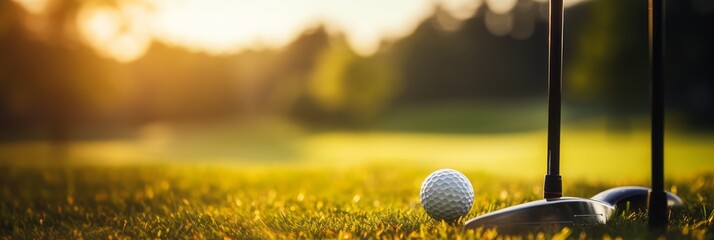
[420, 169, 474, 221]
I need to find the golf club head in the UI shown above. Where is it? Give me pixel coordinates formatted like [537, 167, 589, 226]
[591, 186, 683, 210]
[462, 197, 614, 233]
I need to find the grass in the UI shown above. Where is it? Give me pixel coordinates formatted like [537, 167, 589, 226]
[1, 116, 713, 239]
[1, 163, 712, 239]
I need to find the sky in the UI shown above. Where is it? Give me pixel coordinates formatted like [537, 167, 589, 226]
[13, 0, 585, 63]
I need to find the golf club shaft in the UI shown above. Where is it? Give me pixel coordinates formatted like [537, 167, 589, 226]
[648, 0, 668, 228]
[544, 0, 563, 199]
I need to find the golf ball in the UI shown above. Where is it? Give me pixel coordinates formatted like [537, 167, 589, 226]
[420, 169, 474, 221]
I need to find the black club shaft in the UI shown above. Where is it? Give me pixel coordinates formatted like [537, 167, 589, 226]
[648, 0, 668, 229]
[544, 0, 563, 200]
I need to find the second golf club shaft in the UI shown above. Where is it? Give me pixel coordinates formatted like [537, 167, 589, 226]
[545, 0, 564, 199]
[649, 0, 668, 229]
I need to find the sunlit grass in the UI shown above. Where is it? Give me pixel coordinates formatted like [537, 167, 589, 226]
[1, 126, 713, 238]
[0, 164, 712, 239]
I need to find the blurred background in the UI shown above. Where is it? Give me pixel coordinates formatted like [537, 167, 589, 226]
[1, 0, 713, 181]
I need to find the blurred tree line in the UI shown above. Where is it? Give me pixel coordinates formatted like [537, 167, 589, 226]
[1, 0, 712, 142]
[566, 0, 714, 129]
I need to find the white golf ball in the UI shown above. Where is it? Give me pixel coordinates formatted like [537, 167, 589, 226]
[420, 169, 474, 221]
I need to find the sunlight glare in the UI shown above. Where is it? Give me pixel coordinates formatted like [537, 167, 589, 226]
[11, 0, 49, 14]
[150, 0, 440, 56]
[318, 0, 434, 55]
[72, 0, 493, 61]
[151, 0, 321, 54]
[71, 0, 590, 62]
[77, 4, 152, 63]
[20, 0, 593, 62]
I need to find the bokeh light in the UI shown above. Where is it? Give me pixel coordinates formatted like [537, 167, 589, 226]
[485, 0, 518, 14]
[76, 4, 152, 63]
